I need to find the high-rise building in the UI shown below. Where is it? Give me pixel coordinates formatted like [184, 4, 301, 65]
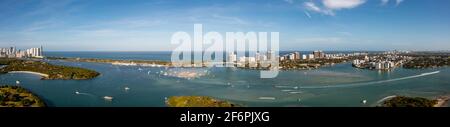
[313, 50, 325, 58]
[294, 52, 300, 60]
[288, 53, 295, 60]
[302, 54, 307, 60]
[0, 46, 44, 58]
[266, 50, 274, 60]
[308, 54, 315, 59]
[228, 52, 237, 62]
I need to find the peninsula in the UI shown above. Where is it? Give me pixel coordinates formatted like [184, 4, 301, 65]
[0, 58, 100, 80]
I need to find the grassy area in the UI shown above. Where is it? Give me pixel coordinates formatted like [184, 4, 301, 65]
[381, 96, 437, 107]
[0, 58, 99, 80]
[166, 96, 238, 107]
[0, 85, 46, 107]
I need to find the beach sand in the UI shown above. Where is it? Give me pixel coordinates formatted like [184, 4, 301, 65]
[434, 96, 450, 107]
[9, 71, 49, 78]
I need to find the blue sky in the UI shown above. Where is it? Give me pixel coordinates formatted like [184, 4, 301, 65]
[0, 0, 449, 51]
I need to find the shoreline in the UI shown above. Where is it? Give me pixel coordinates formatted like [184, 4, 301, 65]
[8, 71, 50, 78]
[434, 96, 450, 107]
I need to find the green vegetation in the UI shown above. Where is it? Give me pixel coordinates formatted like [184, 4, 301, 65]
[0, 85, 46, 107]
[381, 96, 437, 107]
[166, 96, 239, 107]
[280, 58, 349, 70]
[0, 58, 99, 80]
[47, 57, 171, 66]
[403, 57, 449, 69]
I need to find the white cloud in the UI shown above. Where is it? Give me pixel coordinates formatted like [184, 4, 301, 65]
[381, 0, 389, 5]
[304, 11, 312, 18]
[380, 0, 405, 6]
[304, 2, 321, 12]
[396, 0, 404, 6]
[303, 0, 365, 16]
[322, 0, 366, 10]
[303, 2, 334, 16]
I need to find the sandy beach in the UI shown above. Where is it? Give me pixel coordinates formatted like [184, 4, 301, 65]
[434, 96, 450, 107]
[9, 71, 49, 78]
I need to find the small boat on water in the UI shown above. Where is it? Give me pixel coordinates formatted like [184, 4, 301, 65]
[104, 96, 114, 101]
[16, 80, 20, 84]
[289, 91, 303, 94]
[258, 97, 276, 100]
[362, 99, 367, 104]
[75, 91, 80, 94]
[124, 87, 130, 91]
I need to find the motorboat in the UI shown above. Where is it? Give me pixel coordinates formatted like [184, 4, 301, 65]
[104, 96, 114, 101]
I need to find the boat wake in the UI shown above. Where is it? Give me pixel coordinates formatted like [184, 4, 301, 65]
[299, 71, 441, 89]
[75, 91, 95, 97]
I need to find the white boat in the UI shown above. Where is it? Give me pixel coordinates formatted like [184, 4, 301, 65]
[289, 91, 303, 94]
[362, 100, 367, 104]
[75, 91, 80, 94]
[258, 97, 276, 100]
[103, 96, 114, 100]
[124, 87, 130, 91]
[281, 89, 295, 92]
[16, 80, 20, 84]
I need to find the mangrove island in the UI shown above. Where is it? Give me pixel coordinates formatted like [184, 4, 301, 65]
[0, 58, 100, 80]
[0, 85, 46, 107]
[166, 96, 239, 107]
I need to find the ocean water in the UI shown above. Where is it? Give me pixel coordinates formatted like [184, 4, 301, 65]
[0, 51, 449, 107]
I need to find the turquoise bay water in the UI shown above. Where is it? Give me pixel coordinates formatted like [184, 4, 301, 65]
[0, 52, 449, 107]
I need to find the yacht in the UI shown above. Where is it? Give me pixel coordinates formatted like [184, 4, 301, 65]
[104, 96, 114, 101]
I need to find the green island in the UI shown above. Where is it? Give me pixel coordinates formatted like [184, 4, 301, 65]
[0, 58, 100, 80]
[0, 85, 46, 107]
[280, 58, 351, 70]
[380, 96, 446, 107]
[166, 96, 239, 107]
[47, 57, 171, 66]
[403, 56, 449, 69]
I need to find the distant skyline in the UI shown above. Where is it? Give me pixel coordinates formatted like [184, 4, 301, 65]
[1, 0, 450, 51]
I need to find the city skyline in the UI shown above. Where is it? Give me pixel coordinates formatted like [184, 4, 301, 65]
[1, 0, 450, 51]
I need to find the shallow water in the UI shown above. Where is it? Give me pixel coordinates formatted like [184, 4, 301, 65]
[1, 52, 449, 107]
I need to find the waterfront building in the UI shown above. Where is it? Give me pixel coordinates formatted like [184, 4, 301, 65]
[0, 46, 44, 58]
[308, 54, 314, 59]
[228, 52, 237, 62]
[313, 50, 325, 58]
[294, 52, 300, 60]
[266, 50, 274, 60]
[288, 53, 295, 60]
[302, 54, 307, 60]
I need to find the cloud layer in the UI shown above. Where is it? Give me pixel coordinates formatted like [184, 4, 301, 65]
[303, 0, 366, 16]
